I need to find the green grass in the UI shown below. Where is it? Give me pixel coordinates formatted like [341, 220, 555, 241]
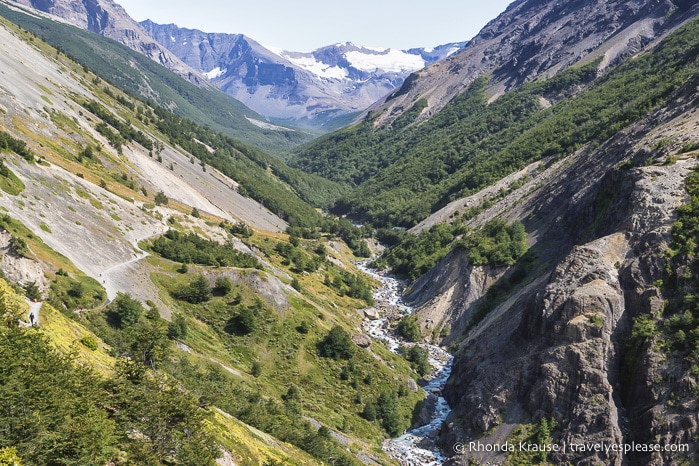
[0, 161, 25, 195]
[125, 228, 423, 463]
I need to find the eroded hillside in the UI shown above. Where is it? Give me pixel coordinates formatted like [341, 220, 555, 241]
[391, 21, 699, 466]
[0, 15, 427, 466]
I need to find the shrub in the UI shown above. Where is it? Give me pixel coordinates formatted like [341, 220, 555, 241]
[458, 220, 527, 267]
[229, 307, 256, 335]
[108, 292, 144, 328]
[0, 446, 23, 466]
[67, 281, 84, 298]
[296, 320, 310, 334]
[151, 230, 261, 269]
[377, 391, 404, 436]
[396, 315, 421, 342]
[80, 335, 98, 351]
[318, 326, 355, 360]
[23, 281, 41, 301]
[154, 191, 168, 206]
[214, 277, 232, 295]
[167, 313, 188, 339]
[173, 275, 211, 304]
[362, 402, 377, 421]
[9, 236, 30, 257]
[399, 344, 431, 377]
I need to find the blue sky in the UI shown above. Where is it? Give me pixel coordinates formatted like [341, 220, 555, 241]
[115, 0, 514, 51]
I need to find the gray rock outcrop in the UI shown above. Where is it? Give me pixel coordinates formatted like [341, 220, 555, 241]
[423, 68, 699, 465]
[405, 249, 505, 345]
[361, 307, 381, 320]
[352, 334, 372, 348]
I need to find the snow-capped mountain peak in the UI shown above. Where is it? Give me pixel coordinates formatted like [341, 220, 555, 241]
[140, 20, 467, 128]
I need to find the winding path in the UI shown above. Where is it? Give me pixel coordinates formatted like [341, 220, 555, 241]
[99, 230, 165, 302]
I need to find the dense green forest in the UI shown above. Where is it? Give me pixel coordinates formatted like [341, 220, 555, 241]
[292, 18, 699, 227]
[148, 230, 262, 269]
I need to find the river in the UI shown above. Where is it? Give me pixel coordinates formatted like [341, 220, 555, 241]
[357, 262, 453, 465]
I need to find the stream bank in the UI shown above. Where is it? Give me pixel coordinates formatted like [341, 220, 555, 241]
[357, 263, 453, 465]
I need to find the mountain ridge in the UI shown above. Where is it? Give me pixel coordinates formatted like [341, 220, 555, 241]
[2, 0, 699, 464]
[368, 0, 699, 127]
[141, 19, 466, 128]
[5, 0, 204, 82]
[0, 0, 318, 152]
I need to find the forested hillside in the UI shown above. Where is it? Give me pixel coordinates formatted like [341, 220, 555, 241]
[293, 18, 699, 227]
[2, 0, 699, 464]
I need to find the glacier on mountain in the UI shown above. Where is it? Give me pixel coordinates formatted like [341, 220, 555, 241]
[345, 49, 425, 73]
[282, 55, 349, 80]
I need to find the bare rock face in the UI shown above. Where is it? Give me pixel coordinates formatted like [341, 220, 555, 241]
[370, 0, 699, 128]
[0, 231, 49, 293]
[436, 79, 699, 465]
[405, 249, 505, 344]
[520, 238, 629, 465]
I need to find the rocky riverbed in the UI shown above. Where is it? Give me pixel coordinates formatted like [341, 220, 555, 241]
[357, 262, 453, 465]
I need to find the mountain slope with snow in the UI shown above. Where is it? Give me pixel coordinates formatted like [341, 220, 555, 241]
[141, 20, 466, 128]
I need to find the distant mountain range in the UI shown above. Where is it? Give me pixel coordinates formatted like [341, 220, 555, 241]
[141, 21, 466, 128]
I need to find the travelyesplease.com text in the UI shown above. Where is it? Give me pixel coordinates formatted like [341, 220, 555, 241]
[453, 440, 689, 455]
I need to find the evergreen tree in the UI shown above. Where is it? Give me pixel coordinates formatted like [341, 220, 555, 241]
[23, 281, 40, 301]
[167, 313, 188, 339]
[396, 315, 421, 342]
[318, 326, 355, 360]
[109, 292, 144, 327]
[154, 191, 168, 206]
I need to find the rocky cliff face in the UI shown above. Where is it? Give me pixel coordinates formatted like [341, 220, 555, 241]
[403, 249, 506, 345]
[141, 20, 465, 128]
[421, 71, 699, 464]
[6, 0, 205, 83]
[370, 0, 698, 127]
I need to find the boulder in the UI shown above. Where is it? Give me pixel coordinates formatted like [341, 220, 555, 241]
[362, 307, 380, 320]
[352, 334, 372, 348]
